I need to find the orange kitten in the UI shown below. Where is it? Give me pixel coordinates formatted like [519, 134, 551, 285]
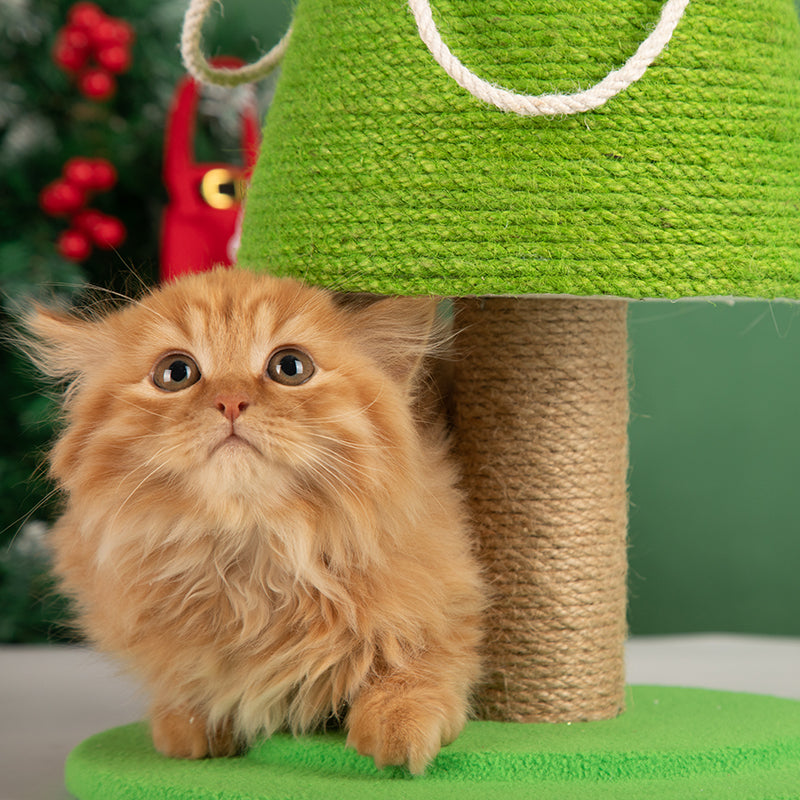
[23, 268, 484, 774]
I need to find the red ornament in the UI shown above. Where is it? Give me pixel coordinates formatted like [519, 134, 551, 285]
[54, 5, 134, 94]
[88, 214, 126, 249]
[42, 157, 124, 260]
[57, 229, 93, 262]
[87, 158, 117, 191]
[63, 157, 96, 190]
[115, 19, 136, 47]
[62, 24, 91, 51]
[39, 180, 86, 216]
[78, 68, 116, 101]
[52, 30, 90, 72]
[45, 3, 132, 260]
[52, 41, 87, 73]
[95, 44, 132, 74]
[72, 208, 106, 233]
[92, 18, 135, 49]
[67, 2, 106, 32]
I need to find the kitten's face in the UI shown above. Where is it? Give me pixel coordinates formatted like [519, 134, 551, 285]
[28, 269, 436, 535]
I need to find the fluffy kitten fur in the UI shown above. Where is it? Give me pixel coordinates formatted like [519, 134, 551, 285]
[23, 268, 483, 774]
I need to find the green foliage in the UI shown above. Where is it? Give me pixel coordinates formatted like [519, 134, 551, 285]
[0, 523, 74, 643]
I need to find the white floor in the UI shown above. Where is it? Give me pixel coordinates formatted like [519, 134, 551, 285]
[1, 634, 799, 800]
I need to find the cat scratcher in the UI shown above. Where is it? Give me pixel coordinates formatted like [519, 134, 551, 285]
[65, 687, 800, 799]
[234, 0, 800, 722]
[65, 0, 800, 796]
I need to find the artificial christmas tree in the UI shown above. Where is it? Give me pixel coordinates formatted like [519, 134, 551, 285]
[0, 0, 281, 642]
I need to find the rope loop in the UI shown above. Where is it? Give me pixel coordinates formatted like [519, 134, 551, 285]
[181, 0, 689, 107]
[409, 0, 691, 115]
[181, 0, 292, 86]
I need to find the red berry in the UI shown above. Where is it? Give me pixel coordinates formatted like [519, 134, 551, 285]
[72, 208, 106, 233]
[88, 214, 126, 249]
[62, 24, 92, 50]
[114, 20, 135, 47]
[95, 44, 132, 74]
[67, 2, 107, 32]
[52, 32, 90, 72]
[57, 229, 92, 262]
[87, 158, 117, 191]
[39, 180, 86, 216]
[63, 157, 96, 190]
[91, 18, 135, 49]
[90, 19, 116, 48]
[78, 68, 115, 101]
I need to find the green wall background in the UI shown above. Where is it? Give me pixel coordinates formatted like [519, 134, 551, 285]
[627, 300, 800, 636]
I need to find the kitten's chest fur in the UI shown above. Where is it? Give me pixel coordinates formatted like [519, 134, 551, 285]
[58, 510, 376, 729]
[81, 514, 365, 650]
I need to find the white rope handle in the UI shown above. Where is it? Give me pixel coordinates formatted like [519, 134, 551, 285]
[181, 0, 689, 105]
[181, 0, 292, 86]
[409, 0, 691, 115]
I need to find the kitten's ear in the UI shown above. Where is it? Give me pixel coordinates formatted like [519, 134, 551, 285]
[351, 296, 441, 389]
[18, 305, 105, 381]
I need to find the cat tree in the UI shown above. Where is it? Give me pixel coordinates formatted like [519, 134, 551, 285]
[65, 0, 800, 797]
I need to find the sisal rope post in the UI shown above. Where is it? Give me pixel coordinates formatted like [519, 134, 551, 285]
[451, 297, 629, 723]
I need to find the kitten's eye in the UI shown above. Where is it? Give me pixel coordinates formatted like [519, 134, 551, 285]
[152, 353, 201, 392]
[266, 348, 315, 386]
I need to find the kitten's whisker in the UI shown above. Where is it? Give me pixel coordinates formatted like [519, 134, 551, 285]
[299, 449, 372, 487]
[115, 430, 175, 444]
[302, 439, 376, 475]
[300, 459, 369, 515]
[307, 431, 375, 453]
[27, 456, 52, 483]
[293, 440, 380, 514]
[108, 443, 182, 527]
[269, 427, 375, 479]
[67, 282, 173, 327]
[110, 393, 174, 421]
[112, 445, 173, 491]
[2, 484, 63, 546]
[296, 388, 386, 425]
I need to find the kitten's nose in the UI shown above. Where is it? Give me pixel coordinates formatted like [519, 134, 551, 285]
[215, 393, 250, 422]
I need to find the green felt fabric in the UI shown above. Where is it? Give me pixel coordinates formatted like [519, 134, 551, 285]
[238, 0, 800, 299]
[66, 686, 800, 799]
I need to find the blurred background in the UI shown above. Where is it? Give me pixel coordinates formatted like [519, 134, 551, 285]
[1, 0, 798, 646]
[0, 0, 292, 642]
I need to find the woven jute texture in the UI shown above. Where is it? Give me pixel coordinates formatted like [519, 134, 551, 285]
[239, 0, 800, 299]
[451, 298, 629, 722]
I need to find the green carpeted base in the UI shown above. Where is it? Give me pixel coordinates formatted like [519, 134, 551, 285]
[66, 686, 800, 799]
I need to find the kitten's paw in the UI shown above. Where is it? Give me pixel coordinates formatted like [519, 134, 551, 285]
[346, 691, 465, 775]
[150, 706, 238, 759]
